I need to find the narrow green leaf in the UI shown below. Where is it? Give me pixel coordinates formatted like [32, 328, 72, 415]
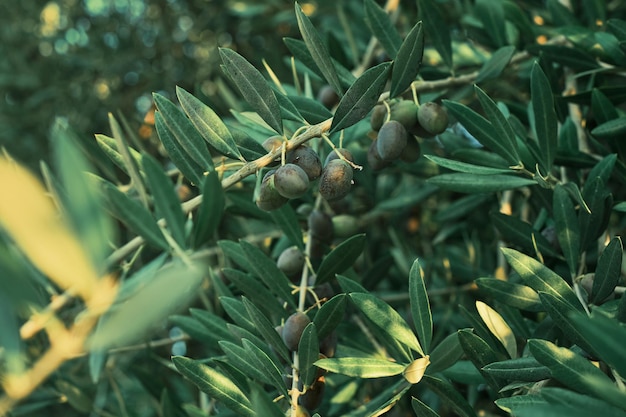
[474, 85, 520, 164]
[223, 269, 283, 321]
[570, 312, 626, 379]
[528, 339, 626, 411]
[588, 154, 617, 185]
[153, 93, 214, 170]
[427, 173, 535, 193]
[553, 185, 580, 276]
[490, 212, 560, 259]
[409, 259, 432, 353]
[591, 237, 623, 304]
[242, 339, 289, 398]
[364, 0, 402, 58]
[269, 204, 304, 250]
[220, 297, 257, 334]
[580, 176, 612, 244]
[273, 88, 304, 122]
[95, 134, 135, 175]
[190, 308, 238, 345]
[192, 172, 224, 248]
[100, 181, 167, 250]
[169, 315, 217, 345]
[218, 240, 252, 272]
[419, 0, 453, 69]
[390, 21, 424, 98]
[475, 278, 543, 312]
[457, 329, 505, 391]
[336, 274, 368, 293]
[475, 45, 516, 83]
[219, 341, 272, 385]
[176, 86, 242, 161]
[240, 240, 296, 308]
[591, 89, 619, 125]
[495, 394, 547, 414]
[250, 384, 284, 417]
[330, 62, 391, 133]
[142, 154, 187, 248]
[295, 2, 343, 96]
[475, 0, 507, 48]
[313, 293, 347, 341]
[528, 45, 600, 72]
[219, 48, 283, 134]
[476, 301, 516, 358]
[422, 375, 478, 417]
[241, 297, 291, 364]
[91, 259, 205, 349]
[501, 247, 581, 310]
[425, 155, 513, 175]
[350, 292, 423, 356]
[315, 234, 367, 285]
[427, 332, 464, 374]
[443, 100, 521, 165]
[287, 95, 332, 124]
[591, 117, 626, 140]
[298, 322, 320, 388]
[411, 397, 440, 417]
[531, 62, 558, 173]
[541, 388, 626, 417]
[482, 357, 551, 382]
[155, 112, 204, 185]
[315, 357, 405, 378]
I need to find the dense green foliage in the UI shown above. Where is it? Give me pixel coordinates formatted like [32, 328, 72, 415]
[2, 1, 626, 417]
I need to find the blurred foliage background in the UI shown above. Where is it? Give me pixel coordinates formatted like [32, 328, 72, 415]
[0, 0, 353, 172]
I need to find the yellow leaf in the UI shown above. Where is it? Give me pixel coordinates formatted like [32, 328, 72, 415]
[403, 355, 430, 384]
[476, 301, 517, 358]
[0, 158, 98, 300]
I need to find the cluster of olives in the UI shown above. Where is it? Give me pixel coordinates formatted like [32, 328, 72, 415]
[368, 100, 448, 170]
[256, 137, 355, 211]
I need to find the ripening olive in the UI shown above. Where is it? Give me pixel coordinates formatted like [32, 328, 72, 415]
[332, 214, 360, 238]
[367, 139, 391, 171]
[277, 246, 305, 278]
[324, 148, 354, 165]
[286, 146, 322, 181]
[319, 159, 353, 201]
[274, 163, 310, 199]
[377, 120, 408, 161]
[370, 104, 387, 131]
[317, 85, 340, 109]
[390, 100, 419, 129]
[308, 210, 334, 244]
[399, 136, 422, 163]
[299, 375, 326, 411]
[255, 171, 288, 211]
[282, 312, 311, 351]
[417, 102, 449, 135]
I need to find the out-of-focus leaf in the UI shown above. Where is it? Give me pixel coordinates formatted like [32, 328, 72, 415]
[591, 117, 626, 140]
[531, 62, 558, 173]
[295, 2, 343, 96]
[425, 155, 512, 175]
[269, 203, 303, 250]
[349, 292, 423, 356]
[330, 62, 391, 133]
[153, 93, 213, 170]
[142, 153, 186, 248]
[176, 86, 242, 161]
[173, 356, 254, 417]
[364, 0, 402, 58]
[490, 212, 560, 259]
[218, 240, 252, 272]
[155, 112, 203, 185]
[241, 297, 290, 363]
[476, 301, 516, 358]
[528, 339, 626, 411]
[91, 259, 205, 349]
[192, 172, 224, 248]
[540, 388, 626, 417]
[315, 357, 405, 378]
[298, 322, 320, 388]
[475, 278, 543, 312]
[390, 21, 424, 98]
[219, 48, 283, 134]
[591, 89, 619, 125]
[443, 100, 521, 165]
[501, 248, 581, 310]
[313, 293, 347, 341]
[422, 375, 477, 417]
[553, 185, 580, 276]
[579, 176, 612, 244]
[373, 184, 438, 211]
[457, 329, 506, 391]
[441, 361, 484, 385]
[482, 357, 551, 382]
[287, 95, 332, 124]
[250, 384, 284, 417]
[190, 308, 238, 345]
[428, 332, 464, 374]
[409, 259, 432, 353]
[223, 269, 282, 320]
[169, 315, 216, 345]
[588, 154, 617, 185]
[528, 45, 600, 71]
[427, 173, 535, 193]
[411, 397, 440, 417]
[316, 234, 367, 285]
[419, 0, 452, 69]
[475, 0, 507, 48]
[475, 45, 516, 83]
[591, 237, 623, 304]
[240, 240, 295, 308]
[474, 86, 520, 164]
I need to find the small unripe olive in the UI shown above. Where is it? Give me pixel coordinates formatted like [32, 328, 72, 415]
[308, 210, 334, 244]
[377, 120, 408, 161]
[399, 136, 422, 163]
[277, 246, 305, 278]
[332, 214, 360, 238]
[262, 135, 284, 153]
[286, 146, 322, 181]
[367, 139, 391, 171]
[319, 331, 338, 358]
[390, 100, 419, 129]
[255, 171, 288, 211]
[370, 104, 387, 131]
[417, 102, 449, 135]
[324, 148, 353, 165]
[282, 312, 311, 351]
[319, 159, 353, 201]
[274, 163, 310, 199]
[317, 85, 340, 109]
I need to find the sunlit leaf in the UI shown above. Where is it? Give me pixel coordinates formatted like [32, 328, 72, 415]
[475, 278, 543, 312]
[476, 301, 516, 358]
[315, 357, 405, 378]
[403, 356, 430, 384]
[482, 357, 551, 382]
[427, 173, 535, 193]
